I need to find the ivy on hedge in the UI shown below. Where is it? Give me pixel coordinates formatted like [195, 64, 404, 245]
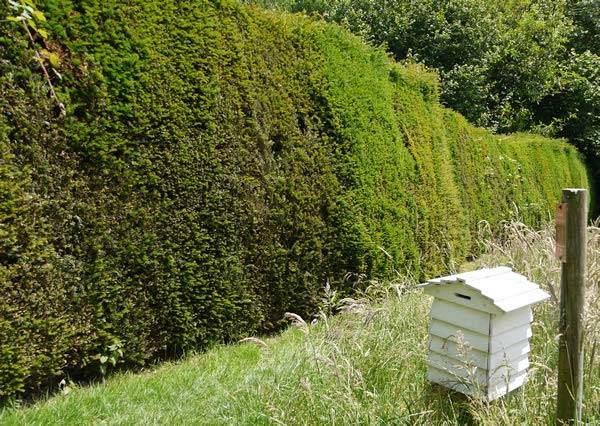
[0, 0, 589, 398]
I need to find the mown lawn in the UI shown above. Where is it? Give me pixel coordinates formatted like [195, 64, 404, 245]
[1, 222, 599, 425]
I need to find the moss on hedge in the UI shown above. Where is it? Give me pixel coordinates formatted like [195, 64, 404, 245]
[0, 0, 589, 397]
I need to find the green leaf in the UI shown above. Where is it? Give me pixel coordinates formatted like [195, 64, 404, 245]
[37, 28, 48, 39]
[48, 52, 60, 68]
[99, 355, 108, 364]
[7, 16, 23, 22]
[39, 49, 60, 67]
[33, 10, 46, 22]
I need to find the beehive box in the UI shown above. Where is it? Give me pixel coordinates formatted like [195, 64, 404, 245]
[423, 267, 550, 400]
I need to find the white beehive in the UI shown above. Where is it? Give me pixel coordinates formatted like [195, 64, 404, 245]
[423, 266, 550, 401]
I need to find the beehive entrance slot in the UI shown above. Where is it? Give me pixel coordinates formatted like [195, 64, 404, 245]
[455, 293, 471, 300]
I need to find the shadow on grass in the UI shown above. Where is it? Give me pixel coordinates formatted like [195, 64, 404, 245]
[419, 382, 479, 425]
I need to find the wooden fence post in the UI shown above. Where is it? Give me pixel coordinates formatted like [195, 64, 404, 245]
[556, 188, 587, 425]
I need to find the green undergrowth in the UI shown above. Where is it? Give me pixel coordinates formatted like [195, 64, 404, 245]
[0, 0, 590, 398]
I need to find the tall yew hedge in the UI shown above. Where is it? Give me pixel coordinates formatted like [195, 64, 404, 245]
[0, 0, 589, 397]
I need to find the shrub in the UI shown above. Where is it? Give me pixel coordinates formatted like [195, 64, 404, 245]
[259, 0, 600, 211]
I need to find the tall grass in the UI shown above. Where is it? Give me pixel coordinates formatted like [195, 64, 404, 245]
[0, 221, 598, 424]
[472, 219, 600, 422]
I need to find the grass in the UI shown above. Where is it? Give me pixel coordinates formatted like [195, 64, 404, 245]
[1, 220, 599, 425]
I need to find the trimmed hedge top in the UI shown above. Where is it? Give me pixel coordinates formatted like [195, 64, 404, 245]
[0, 0, 588, 398]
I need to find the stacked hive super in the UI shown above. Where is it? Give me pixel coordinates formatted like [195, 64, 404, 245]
[423, 267, 550, 400]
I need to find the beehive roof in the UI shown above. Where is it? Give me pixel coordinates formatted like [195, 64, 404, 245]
[424, 266, 550, 313]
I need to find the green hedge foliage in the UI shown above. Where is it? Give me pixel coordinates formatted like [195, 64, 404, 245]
[0, 0, 589, 398]
[251, 0, 600, 215]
